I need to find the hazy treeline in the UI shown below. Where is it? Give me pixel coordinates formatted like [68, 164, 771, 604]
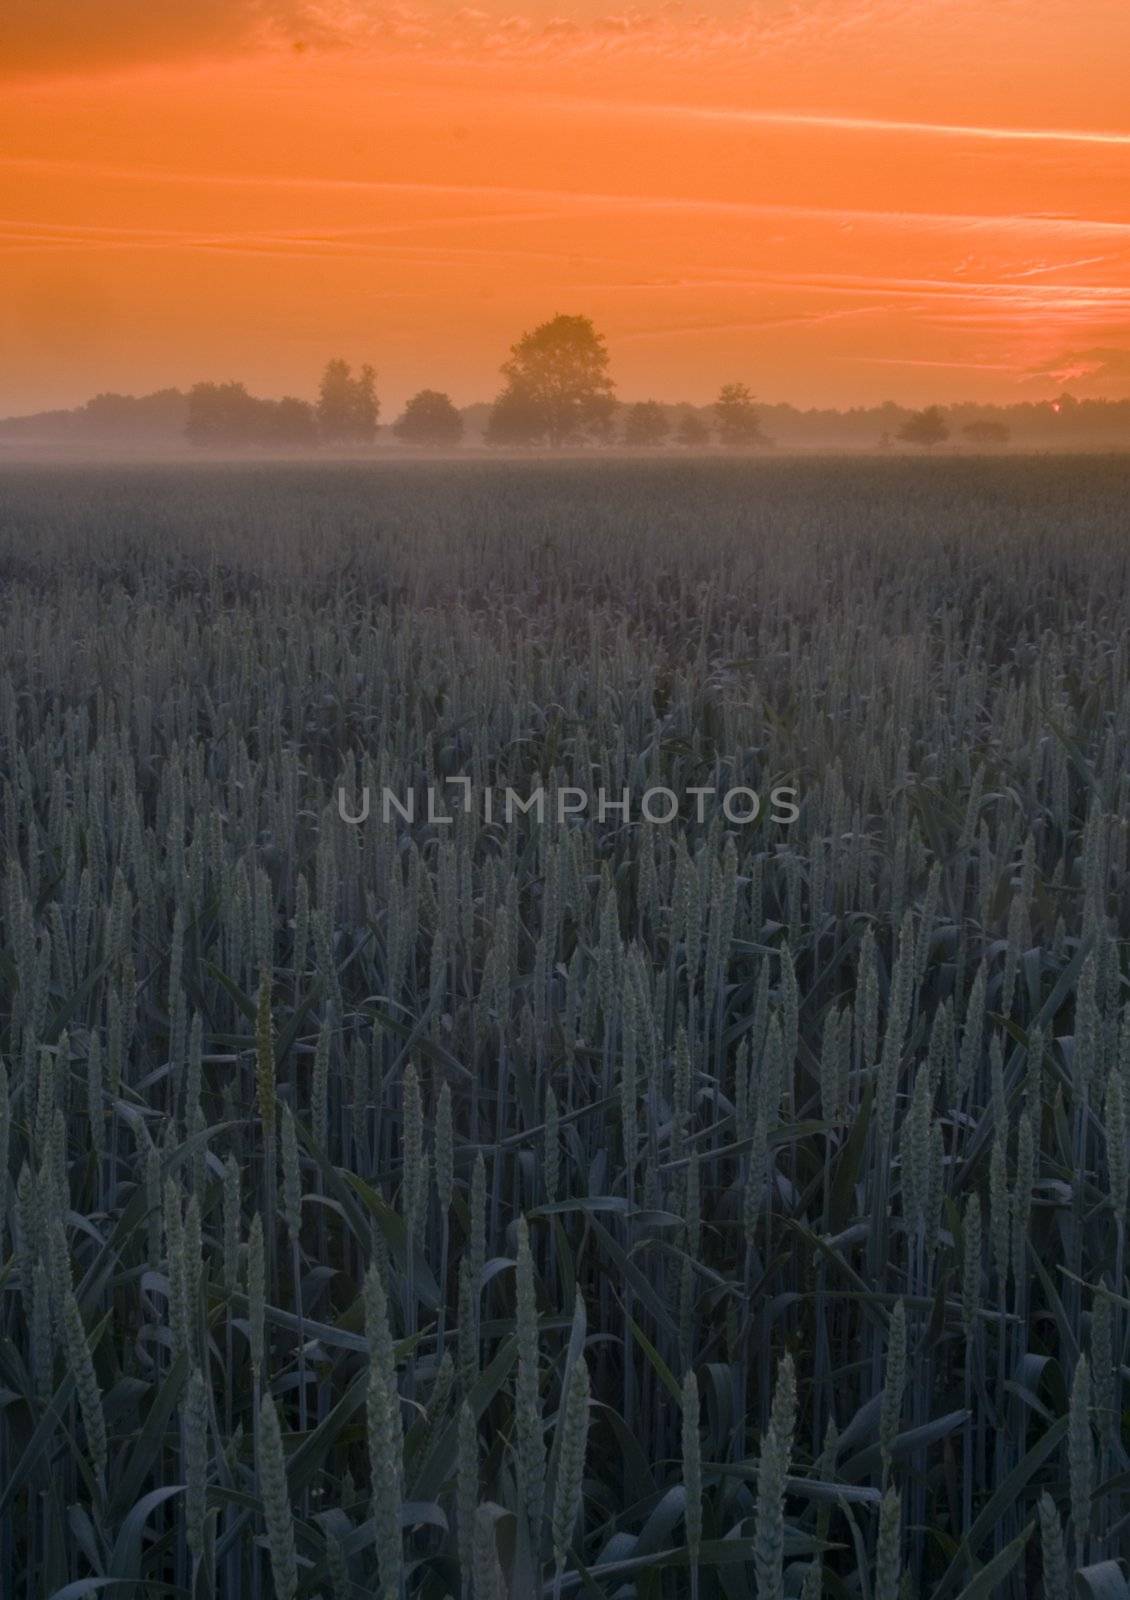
[3, 312, 1130, 453]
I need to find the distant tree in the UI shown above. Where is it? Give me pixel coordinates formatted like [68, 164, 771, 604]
[186, 384, 319, 449]
[675, 411, 711, 447]
[484, 382, 545, 447]
[393, 390, 465, 448]
[84, 389, 188, 439]
[896, 405, 949, 448]
[317, 359, 379, 444]
[961, 419, 1010, 448]
[317, 359, 353, 441]
[488, 314, 615, 448]
[186, 382, 270, 448]
[623, 401, 670, 448]
[269, 396, 319, 448]
[878, 430, 892, 449]
[714, 382, 772, 448]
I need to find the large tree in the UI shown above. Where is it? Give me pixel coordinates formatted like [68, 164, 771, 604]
[713, 382, 772, 448]
[623, 400, 670, 448]
[488, 314, 615, 448]
[317, 359, 379, 444]
[897, 405, 949, 448]
[393, 390, 464, 448]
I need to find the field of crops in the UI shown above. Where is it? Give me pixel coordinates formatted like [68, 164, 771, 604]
[0, 455, 1128, 1600]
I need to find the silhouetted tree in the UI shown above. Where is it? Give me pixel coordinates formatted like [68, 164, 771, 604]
[623, 401, 669, 447]
[317, 359, 379, 444]
[393, 389, 464, 448]
[961, 419, 1010, 448]
[84, 389, 188, 438]
[675, 411, 711, 447]
[186, 384, 318, 449]
[488, 314, 615, 447]
[897, 405, 949, 448]
[484, 382, 544, 447]
[714, 382, 771, 448]
[186, 383, 270, 447]
[269, 397, 319, 448]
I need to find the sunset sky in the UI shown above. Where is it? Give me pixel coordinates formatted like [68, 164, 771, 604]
[3, 0, 1130, 416]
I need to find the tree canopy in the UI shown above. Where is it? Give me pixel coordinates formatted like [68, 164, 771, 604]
[897, 405, 950, 448]
[623, 401, 670, 448]
[675, 410, 711, 447]
[488, 314, 616, 448]
[714, 382, 772, 449]
[317, 359, 379, 444]
[185, 383, 317, 449]
[393, 390, 464, 448]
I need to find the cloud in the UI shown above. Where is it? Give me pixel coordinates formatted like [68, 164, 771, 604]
[547, 97, 1130, 148]
[0, 0, 1021, 78]
[0, 0, 732, 76]
[10, 151, 1130, 242]
[7, 0, 1126, 86]
[1022, 346, 1130, 391]
[0, 0, 328, 79]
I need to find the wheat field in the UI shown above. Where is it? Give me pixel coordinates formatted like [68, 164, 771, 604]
[0, 456, 1128, 1600]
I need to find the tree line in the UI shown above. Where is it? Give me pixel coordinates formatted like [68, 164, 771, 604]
[185, 314, 1017, 452]
[186, 360, 380, 448]
[883, 405, 1010, 450]
[184, 315, 778, 451]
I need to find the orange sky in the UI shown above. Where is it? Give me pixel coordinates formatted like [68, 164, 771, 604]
[3, 0, 1130, 414]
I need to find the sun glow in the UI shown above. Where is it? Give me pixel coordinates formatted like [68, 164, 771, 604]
[2, 0, 1130, 414]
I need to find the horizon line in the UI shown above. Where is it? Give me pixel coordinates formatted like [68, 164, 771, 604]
[1, 386, 1121, 430]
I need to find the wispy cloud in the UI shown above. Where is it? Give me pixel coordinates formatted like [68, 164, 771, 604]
[6, 155, 1130, 239]
[1021, 345, 1130, 385]
[0, 0, 861, 78]
[537, 94, 1130, 149]
[0, 0, 328, 78]
[849, 356, 1023, 371]
[615, 305, 893, 343]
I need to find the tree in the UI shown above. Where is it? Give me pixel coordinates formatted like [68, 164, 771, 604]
[186, 382, 270, 448]
[896, 405, 949, 448]
[488, 314, 615, 448]
[484, 382, 545, 447]
[393, 390, 464, 448]
[623, 401, 670, 448]
[84, 389, 188, 440]
[186, 384, 318, 450]
[961, 419, 1010, 448]
[317, 359, 379, 444]
[675, 411, 711, 448]
[268, 397, 319, 448]
[714, 382, 771, 448]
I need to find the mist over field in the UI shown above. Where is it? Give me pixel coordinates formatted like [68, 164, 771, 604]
[1, 455, 1128, 1598]
[4, 385, 1130, 459]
